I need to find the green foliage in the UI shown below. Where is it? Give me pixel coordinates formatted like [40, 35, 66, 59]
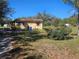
[63, 17, 77, 25]
[58, 16, 77, 26]
[44, 26, 55, 32]
[15, 29, 47, 44]
[0, 0, 13, 25]
[35, 12, 52, 26]
[29, 29, 47, 40]
[63, 0, 79, 27]
[32, 29, 47, 33]
[48, 27, 72, 40]
[15, 26, 21, 30]
[63, 0, 79, 8]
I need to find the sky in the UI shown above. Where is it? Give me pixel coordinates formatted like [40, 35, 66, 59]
[8, 0, 74, 19]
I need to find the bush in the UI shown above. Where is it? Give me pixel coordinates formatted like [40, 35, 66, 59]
[15, 29, 47, 43]
[43, 26, 56, 33]
[48, 27, 72, 40]
[29, 29, 47, 40]
[32, 29, 46, 33]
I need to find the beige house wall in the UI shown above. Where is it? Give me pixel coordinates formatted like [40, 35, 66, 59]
[15, 22, 43, 29]
[27, 23, 43, 29]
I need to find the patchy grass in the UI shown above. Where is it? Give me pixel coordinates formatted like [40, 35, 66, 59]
[71, 26, 78, 35]
[31, 37, 79, 49]
[5, 37, 79, 59]
[28, 37, 79, 59]
[11, 26, 79, 59]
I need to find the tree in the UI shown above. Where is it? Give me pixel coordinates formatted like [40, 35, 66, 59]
[63, 0, 79, 35]
[31, 11, 51, 26]
[0, 0, 13, 25]
[62, 16, 77, 25]
[32, 11, 57, 26]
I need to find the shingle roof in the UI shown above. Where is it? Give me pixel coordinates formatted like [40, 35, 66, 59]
[15, 18, 43, 23]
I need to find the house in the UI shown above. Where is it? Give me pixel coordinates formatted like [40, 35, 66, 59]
[14, 18, 43, 30]
[65, 23, 71, 27]
[0, 19, 12, 28]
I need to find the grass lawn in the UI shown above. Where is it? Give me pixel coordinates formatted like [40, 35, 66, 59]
[31, 37, 79, 50]
[10, 26, 79, 59]
[26, 26, 79, 59]
[32, 26, 78, 48]
[11, 37, 79, 59]
[28, 37, 79, 59]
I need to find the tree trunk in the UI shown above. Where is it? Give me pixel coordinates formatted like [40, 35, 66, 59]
[77, 9, 79, 36]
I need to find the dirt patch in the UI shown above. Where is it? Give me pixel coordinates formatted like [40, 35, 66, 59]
[1, 40, 79, 59]
[33, 44, 79, 59]
[18, 43, 79, 59]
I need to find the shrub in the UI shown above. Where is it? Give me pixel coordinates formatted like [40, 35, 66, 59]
[29, 29, 48, 40]
[43, 26, 55, 32]
[15, 29, 47, 43]
[44, 26, 53, 31]
[31, 29, 46, 33]
[48, 27, 72, 40]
